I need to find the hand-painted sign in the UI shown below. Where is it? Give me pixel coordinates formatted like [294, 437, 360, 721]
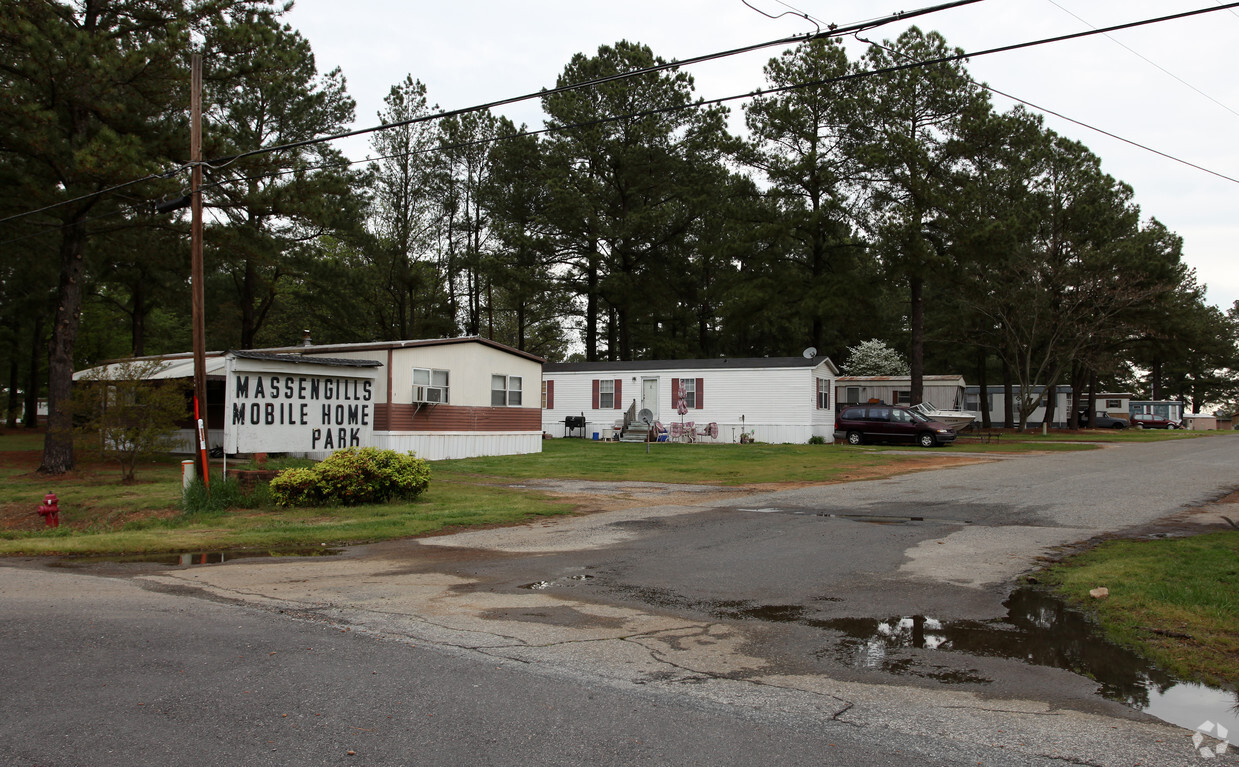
[224, 353, 381, 454]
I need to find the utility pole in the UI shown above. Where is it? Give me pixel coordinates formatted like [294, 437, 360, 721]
[190, 52, 210, 489]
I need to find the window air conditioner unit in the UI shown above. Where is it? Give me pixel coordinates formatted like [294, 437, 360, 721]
[413, 385, 446, 404]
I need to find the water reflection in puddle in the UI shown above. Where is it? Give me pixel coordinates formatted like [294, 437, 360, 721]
[50, 548, 342, 567]
[822, 588, 1239, 734]
[601, 581, 1236, 733]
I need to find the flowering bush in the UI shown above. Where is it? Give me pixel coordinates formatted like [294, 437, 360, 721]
[268, 448, 430, 507]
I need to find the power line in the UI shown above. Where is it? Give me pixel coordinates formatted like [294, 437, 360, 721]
[1045, 0, 1239, 122]
[779, 0, 1239, 183]
[5, 0, 1239, 243]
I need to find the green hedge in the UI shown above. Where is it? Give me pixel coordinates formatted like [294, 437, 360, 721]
[269, 447, 431, 507]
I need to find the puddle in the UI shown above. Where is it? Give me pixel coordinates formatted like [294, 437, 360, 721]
[738, 508, 953, 524]
[820, 588, 1239, 734]
[50, 547, 343, 568]
[600, 581, 1237, 733]
[520, 574, 595, 590]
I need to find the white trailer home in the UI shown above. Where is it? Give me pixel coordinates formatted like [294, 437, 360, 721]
[541, 356, 840, 443]
[963, 385, 1074, 427]
[834, 375, 967, 411]
[74, 336, 544, 460]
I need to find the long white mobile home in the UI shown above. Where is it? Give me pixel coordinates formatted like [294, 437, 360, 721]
[74, 337, 544, 460]
[542, 356, 840, 443]
[834, 375, 967, 411]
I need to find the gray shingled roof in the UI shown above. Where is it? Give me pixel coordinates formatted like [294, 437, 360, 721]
[546, 356, 834, 373]
[228, 351, 381, 367]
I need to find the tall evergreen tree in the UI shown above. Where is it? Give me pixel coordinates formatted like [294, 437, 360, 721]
[201, 8, 363, 349]
[542, 41, 731, 360]
[0, 0, 269, 473]
[856, 28, 989, 404]
[367, 75, 455, 340]
[743, 38, 874, 358]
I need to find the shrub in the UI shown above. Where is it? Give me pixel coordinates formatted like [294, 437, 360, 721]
[267, 467, 323, 508]
[182, 477, 269, 514]
[268, 448, 431, 508]
[808, 435, 826, 445]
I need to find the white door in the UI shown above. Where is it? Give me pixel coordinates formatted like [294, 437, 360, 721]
[641, 377, 659, 420]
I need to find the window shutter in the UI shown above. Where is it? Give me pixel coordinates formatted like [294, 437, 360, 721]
[547, 380, 554, 410]
[671, 378, 680, 404]
[614, 379, 623, 409]
[592, 379, 599, 410]
[696, 378, 704, 409]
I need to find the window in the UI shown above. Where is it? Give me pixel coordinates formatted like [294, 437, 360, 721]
[412, 368, 449, 403]
[598, 379, 615, 409]
[681, 378, 696, 409]
[816, 378, 830, 409]
[491, 375, 522, 407]
[541, 380, 554, 410]
[895, 390, 912, 405]
[1105, 399, 1121, 409]
[845, 386, 861, 404]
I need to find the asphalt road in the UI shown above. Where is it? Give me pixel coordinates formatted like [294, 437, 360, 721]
[3, 436, 1237, 766]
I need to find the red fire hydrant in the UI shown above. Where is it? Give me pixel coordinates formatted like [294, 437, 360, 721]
[37, 492, 60, 528]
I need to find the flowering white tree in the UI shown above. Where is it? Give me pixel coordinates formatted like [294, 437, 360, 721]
[842, 339, 910, 376]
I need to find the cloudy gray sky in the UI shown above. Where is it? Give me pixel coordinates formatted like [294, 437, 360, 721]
[284, 0, 1239, 312]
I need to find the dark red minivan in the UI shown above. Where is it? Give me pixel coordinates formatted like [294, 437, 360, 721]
[833, 404, 956, 447]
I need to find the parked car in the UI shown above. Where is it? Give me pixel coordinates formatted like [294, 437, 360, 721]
[1130, 413, 1180, 429]
[1079, 410, 1128, 429]
[834, 404, 957, 447]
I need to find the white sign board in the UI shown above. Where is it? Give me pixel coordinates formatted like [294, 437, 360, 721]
[224, 354, 380, 454]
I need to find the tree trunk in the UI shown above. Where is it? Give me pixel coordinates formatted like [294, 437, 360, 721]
[584, 245, 599, 361]
[909, 274, 924, 405]
[1002, 359, 1014, 428]
[24, 315, 43, 431]
[976, 348, 991, 429]
[131, 280, 147, 357]
[1087, 373, 1098, 428]
[5, 332, 20, 428]
[40, 217, 88, 473]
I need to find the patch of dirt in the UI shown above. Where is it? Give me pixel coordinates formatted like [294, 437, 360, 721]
[2, 454, 180, 532]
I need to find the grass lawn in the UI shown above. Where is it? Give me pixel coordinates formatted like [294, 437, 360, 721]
[1040, 532, 1239, 687]
[434, 437, 990, 485]
[0, 431, 981, 555]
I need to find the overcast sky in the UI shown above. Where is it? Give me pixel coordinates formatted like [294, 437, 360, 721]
[283, 0, 1239, 313]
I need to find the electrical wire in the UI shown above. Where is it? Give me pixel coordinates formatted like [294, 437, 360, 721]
[0, 0, 985, 229]
[1045, 0, 1239, 122]
[775, 0, 1239, 183]
[5, 0, 1239, 243]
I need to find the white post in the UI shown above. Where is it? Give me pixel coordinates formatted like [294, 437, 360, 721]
[181, 460, 195, 492]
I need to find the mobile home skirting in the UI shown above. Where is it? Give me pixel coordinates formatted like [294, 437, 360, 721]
[375, 403, 541, 431]
[372, 431, 542, 461]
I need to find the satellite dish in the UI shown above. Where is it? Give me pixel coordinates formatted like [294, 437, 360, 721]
[802, 347, 817, 359]
[638, 408, 654, 425]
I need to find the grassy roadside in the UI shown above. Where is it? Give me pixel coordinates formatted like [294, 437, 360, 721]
[1038, 532, 1239, 687]
[0, 433, 973, 555]
[3, 427, 1235, 688]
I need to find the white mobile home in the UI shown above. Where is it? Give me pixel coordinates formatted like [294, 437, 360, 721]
[74, 336, 544, 461]
[542, 356, 840, 443]
[1130, 400, 1185, 422]
[835, 375, 967, 412]
[964, 385, 1074, 427]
